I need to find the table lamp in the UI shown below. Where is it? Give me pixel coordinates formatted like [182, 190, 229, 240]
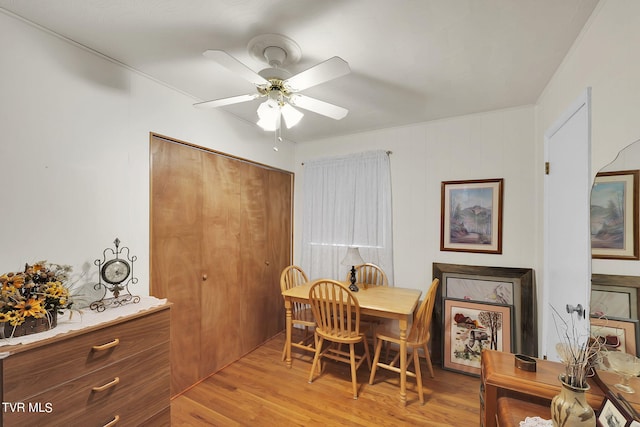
[341, 247, 364, 292]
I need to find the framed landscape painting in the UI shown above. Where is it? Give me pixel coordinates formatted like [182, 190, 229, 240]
[442, 298, 512, 376]
[441, 178, 503, 254]
[591, 170, 639, 260]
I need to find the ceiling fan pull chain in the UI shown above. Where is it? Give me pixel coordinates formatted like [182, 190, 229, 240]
[273, 116, 282, 151]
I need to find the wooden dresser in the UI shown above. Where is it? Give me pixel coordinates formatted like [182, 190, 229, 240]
[0, 303, 170, 427]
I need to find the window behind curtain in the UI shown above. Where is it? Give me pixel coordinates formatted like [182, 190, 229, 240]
[300, 150, 393, 283]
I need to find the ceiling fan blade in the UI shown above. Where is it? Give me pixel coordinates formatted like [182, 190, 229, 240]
[284, 56, 350, 92]
[203, 50, 269, 86]
[193, 94, 259, 109]
[288, 94, 348, 120]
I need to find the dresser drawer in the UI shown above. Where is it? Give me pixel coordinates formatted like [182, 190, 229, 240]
[4, 341, 170, 427]
[2, 308, 169, 401]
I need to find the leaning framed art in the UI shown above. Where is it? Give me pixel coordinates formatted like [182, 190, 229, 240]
[433, 263, 536, 358]
[442, 298, 513, 376]
[441, 178, 503, 254]
[591, 273, 640, 321]
[591, 170, 639, 260]
[591, 283, 638, 320]
[597, 391, 635, 427]
[590, 316, 640, 356]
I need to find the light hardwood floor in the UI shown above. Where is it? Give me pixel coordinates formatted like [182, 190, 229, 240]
[171, 332, 481, 426]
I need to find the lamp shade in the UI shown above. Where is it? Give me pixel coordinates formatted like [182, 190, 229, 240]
[256, 99, 280, 131]
[341, 247, 364, 267]
[281, 103, 304, 128]
[257, 99, 304, 131]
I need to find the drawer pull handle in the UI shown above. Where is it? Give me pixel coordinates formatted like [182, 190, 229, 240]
[92, 377, 120, 392]
[92, 338, 120, 351]
[103, 415, 120, 427]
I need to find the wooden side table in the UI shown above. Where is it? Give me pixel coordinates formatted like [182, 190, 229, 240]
[480, 349, 605, 427]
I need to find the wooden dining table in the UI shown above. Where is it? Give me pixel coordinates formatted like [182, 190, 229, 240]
[281, 281, 422, 406]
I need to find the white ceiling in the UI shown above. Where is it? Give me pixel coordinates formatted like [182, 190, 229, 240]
[0, 0, 599, 143]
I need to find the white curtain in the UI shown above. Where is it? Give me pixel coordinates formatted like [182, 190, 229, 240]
[300, 150, 393, 283]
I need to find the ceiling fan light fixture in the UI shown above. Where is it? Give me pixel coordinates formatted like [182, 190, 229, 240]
[281, 103, 304, 129]
[257, 98, 278, 120]
[256, 93, 303, 131]
[256, 99, 280, 131]
[257, 116, 279, 131]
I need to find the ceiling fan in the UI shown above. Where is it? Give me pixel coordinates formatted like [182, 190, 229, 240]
[194, 34, 350, 132]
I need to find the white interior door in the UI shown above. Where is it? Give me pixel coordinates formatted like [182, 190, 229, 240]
[542, 88, 592, 361]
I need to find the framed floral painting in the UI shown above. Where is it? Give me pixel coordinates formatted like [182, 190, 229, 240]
[442, 298, 513, 376]
[591, 170, 639, 260]
[440, 178, 503, 254]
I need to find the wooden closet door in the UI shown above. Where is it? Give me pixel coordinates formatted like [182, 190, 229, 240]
[266, 169, 293, 334]
[150, 136, 203, 395]
[239, 166, 292, 351]
[200, 151, 243, 377]
[239, 163, 271, 352]
[150, 134, 293, 396]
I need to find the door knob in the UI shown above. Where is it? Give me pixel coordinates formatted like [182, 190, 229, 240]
[202, 274, 208, 281]
[265, 261, 270, 266]
[566, 303, 584, 318]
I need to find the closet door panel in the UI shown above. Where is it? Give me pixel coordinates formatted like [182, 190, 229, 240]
[200, 151, 243, 376]
[150, 137, 203, 395]
[239, 163, 271, 352]
[266, 169, 293, 334]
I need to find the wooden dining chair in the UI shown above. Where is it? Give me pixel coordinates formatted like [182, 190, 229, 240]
[347, 263, 389, 288]
[280, 265, 315, 361]
[368, 278, 440, 405]
[307, 279, 372, 399]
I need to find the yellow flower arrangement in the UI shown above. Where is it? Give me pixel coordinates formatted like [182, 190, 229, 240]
[0, 262, 74, 334]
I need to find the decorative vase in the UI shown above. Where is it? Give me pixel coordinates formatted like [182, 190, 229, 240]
[1, 310, 58, 339]
[551, 374, 596, 427]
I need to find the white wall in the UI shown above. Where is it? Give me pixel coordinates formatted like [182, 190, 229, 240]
[0, 11, 296, 306]
[294, 106, 536, 291]
[535, 0, 640, 278]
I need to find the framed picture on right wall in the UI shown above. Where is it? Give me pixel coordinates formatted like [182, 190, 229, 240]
[591, 170, 639, 260]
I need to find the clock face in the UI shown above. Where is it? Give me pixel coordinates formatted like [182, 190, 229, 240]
[101, 259, 130, 285]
